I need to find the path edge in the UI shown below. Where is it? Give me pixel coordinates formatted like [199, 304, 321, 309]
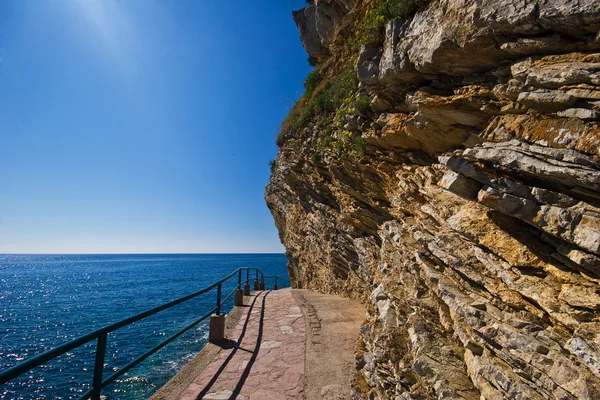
[149, 298, 249, 400]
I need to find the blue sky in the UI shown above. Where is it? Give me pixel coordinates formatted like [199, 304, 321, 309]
[0, 0, 310, 253]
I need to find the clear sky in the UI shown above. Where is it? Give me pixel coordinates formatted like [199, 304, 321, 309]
[0, 0, 311, 254]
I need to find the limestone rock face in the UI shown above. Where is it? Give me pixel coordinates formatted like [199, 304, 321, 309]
[293, 0, 353, 59]
[268, 0, 600, 398]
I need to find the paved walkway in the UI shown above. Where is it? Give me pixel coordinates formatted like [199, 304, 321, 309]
[151, 288, 365, 400]
[179, 290, 305, 399]
[292, 290, 365, 400]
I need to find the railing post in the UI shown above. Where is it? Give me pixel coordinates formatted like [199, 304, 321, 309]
[91, 334, 107, 400]
[274, 277, 278, 290]
[234, 287, 244, 306]
[210, 283, 225, 342]
[246, 268, 249, 284]
[216, 283, 222, 315]
[238, 270, 242, 289]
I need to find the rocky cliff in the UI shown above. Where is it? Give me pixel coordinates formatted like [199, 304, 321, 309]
[266, 0, 600, 398]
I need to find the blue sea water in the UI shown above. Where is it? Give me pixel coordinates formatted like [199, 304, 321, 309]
[0, 253, 290, 400]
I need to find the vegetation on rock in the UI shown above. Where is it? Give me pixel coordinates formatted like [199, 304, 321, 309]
[268, 0, 600, 399]
[353, 0, 428, 47]
[277, 0, 429, 156]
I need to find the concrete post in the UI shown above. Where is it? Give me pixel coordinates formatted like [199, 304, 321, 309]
[273, 283, 278, 290]
[253, 279, 260, 291]
[209, 314, 225, 342]
[243, 283, 251, 296]
[259, 281, 265, 290]
[234, 288, 243, 306]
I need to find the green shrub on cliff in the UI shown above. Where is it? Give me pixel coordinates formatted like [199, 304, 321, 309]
[353, 134, 366, 156]
[316, 125, 335, 153]
[317, 69, 358, 112]
[336, 94, 371, 120]
[355, 0, 428, 46]
[278, 99, 311, 145]
[279, 67, 366, 158]
[277, 0, 430, 148]
[386, 0, 424, 19]
[357, 6, 386, 45]
[304, 68, 323, 97]
[315, 129, 366, 160]
[268, 159, 277, 173]
[354, 95, 372, 116]
[278, 67, 358, 146]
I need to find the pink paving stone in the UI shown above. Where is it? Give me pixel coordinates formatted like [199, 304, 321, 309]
[179, 289, 305, 399]
[248, 389, 283, 400]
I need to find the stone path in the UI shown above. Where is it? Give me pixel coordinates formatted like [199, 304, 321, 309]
[176, 289, 306, 400]
[292, 290, 365, 400]
[151, 288, 366, 400]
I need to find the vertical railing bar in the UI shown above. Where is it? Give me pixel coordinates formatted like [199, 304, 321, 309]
[91, 333, 107, 400]
[216, 283, 222, 315]
[238, 270, 242, 289]
[246, 268, 249, 284]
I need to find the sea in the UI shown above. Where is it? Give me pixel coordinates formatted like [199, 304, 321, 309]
[0, 253, 290, 400]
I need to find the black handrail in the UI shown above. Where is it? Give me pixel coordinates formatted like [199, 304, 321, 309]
[0, 267, 266, 400]
[262, 275, 279, 288]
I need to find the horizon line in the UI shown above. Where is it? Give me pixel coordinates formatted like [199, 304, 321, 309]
[0, 252, 287, 255]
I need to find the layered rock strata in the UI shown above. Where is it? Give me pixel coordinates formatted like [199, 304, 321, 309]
[293, 0, 354, 60]
[267, 0, 600, 398]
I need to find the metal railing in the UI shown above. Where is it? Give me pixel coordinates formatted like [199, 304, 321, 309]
[263, 275, 279, 289]
[0, 267, 269, 400]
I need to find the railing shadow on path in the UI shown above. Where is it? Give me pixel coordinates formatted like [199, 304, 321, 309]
[195, 290, 271, 400]
[228, 290, 269, 400]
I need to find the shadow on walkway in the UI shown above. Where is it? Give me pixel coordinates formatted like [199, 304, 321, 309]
[195, 291, 270, 400]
